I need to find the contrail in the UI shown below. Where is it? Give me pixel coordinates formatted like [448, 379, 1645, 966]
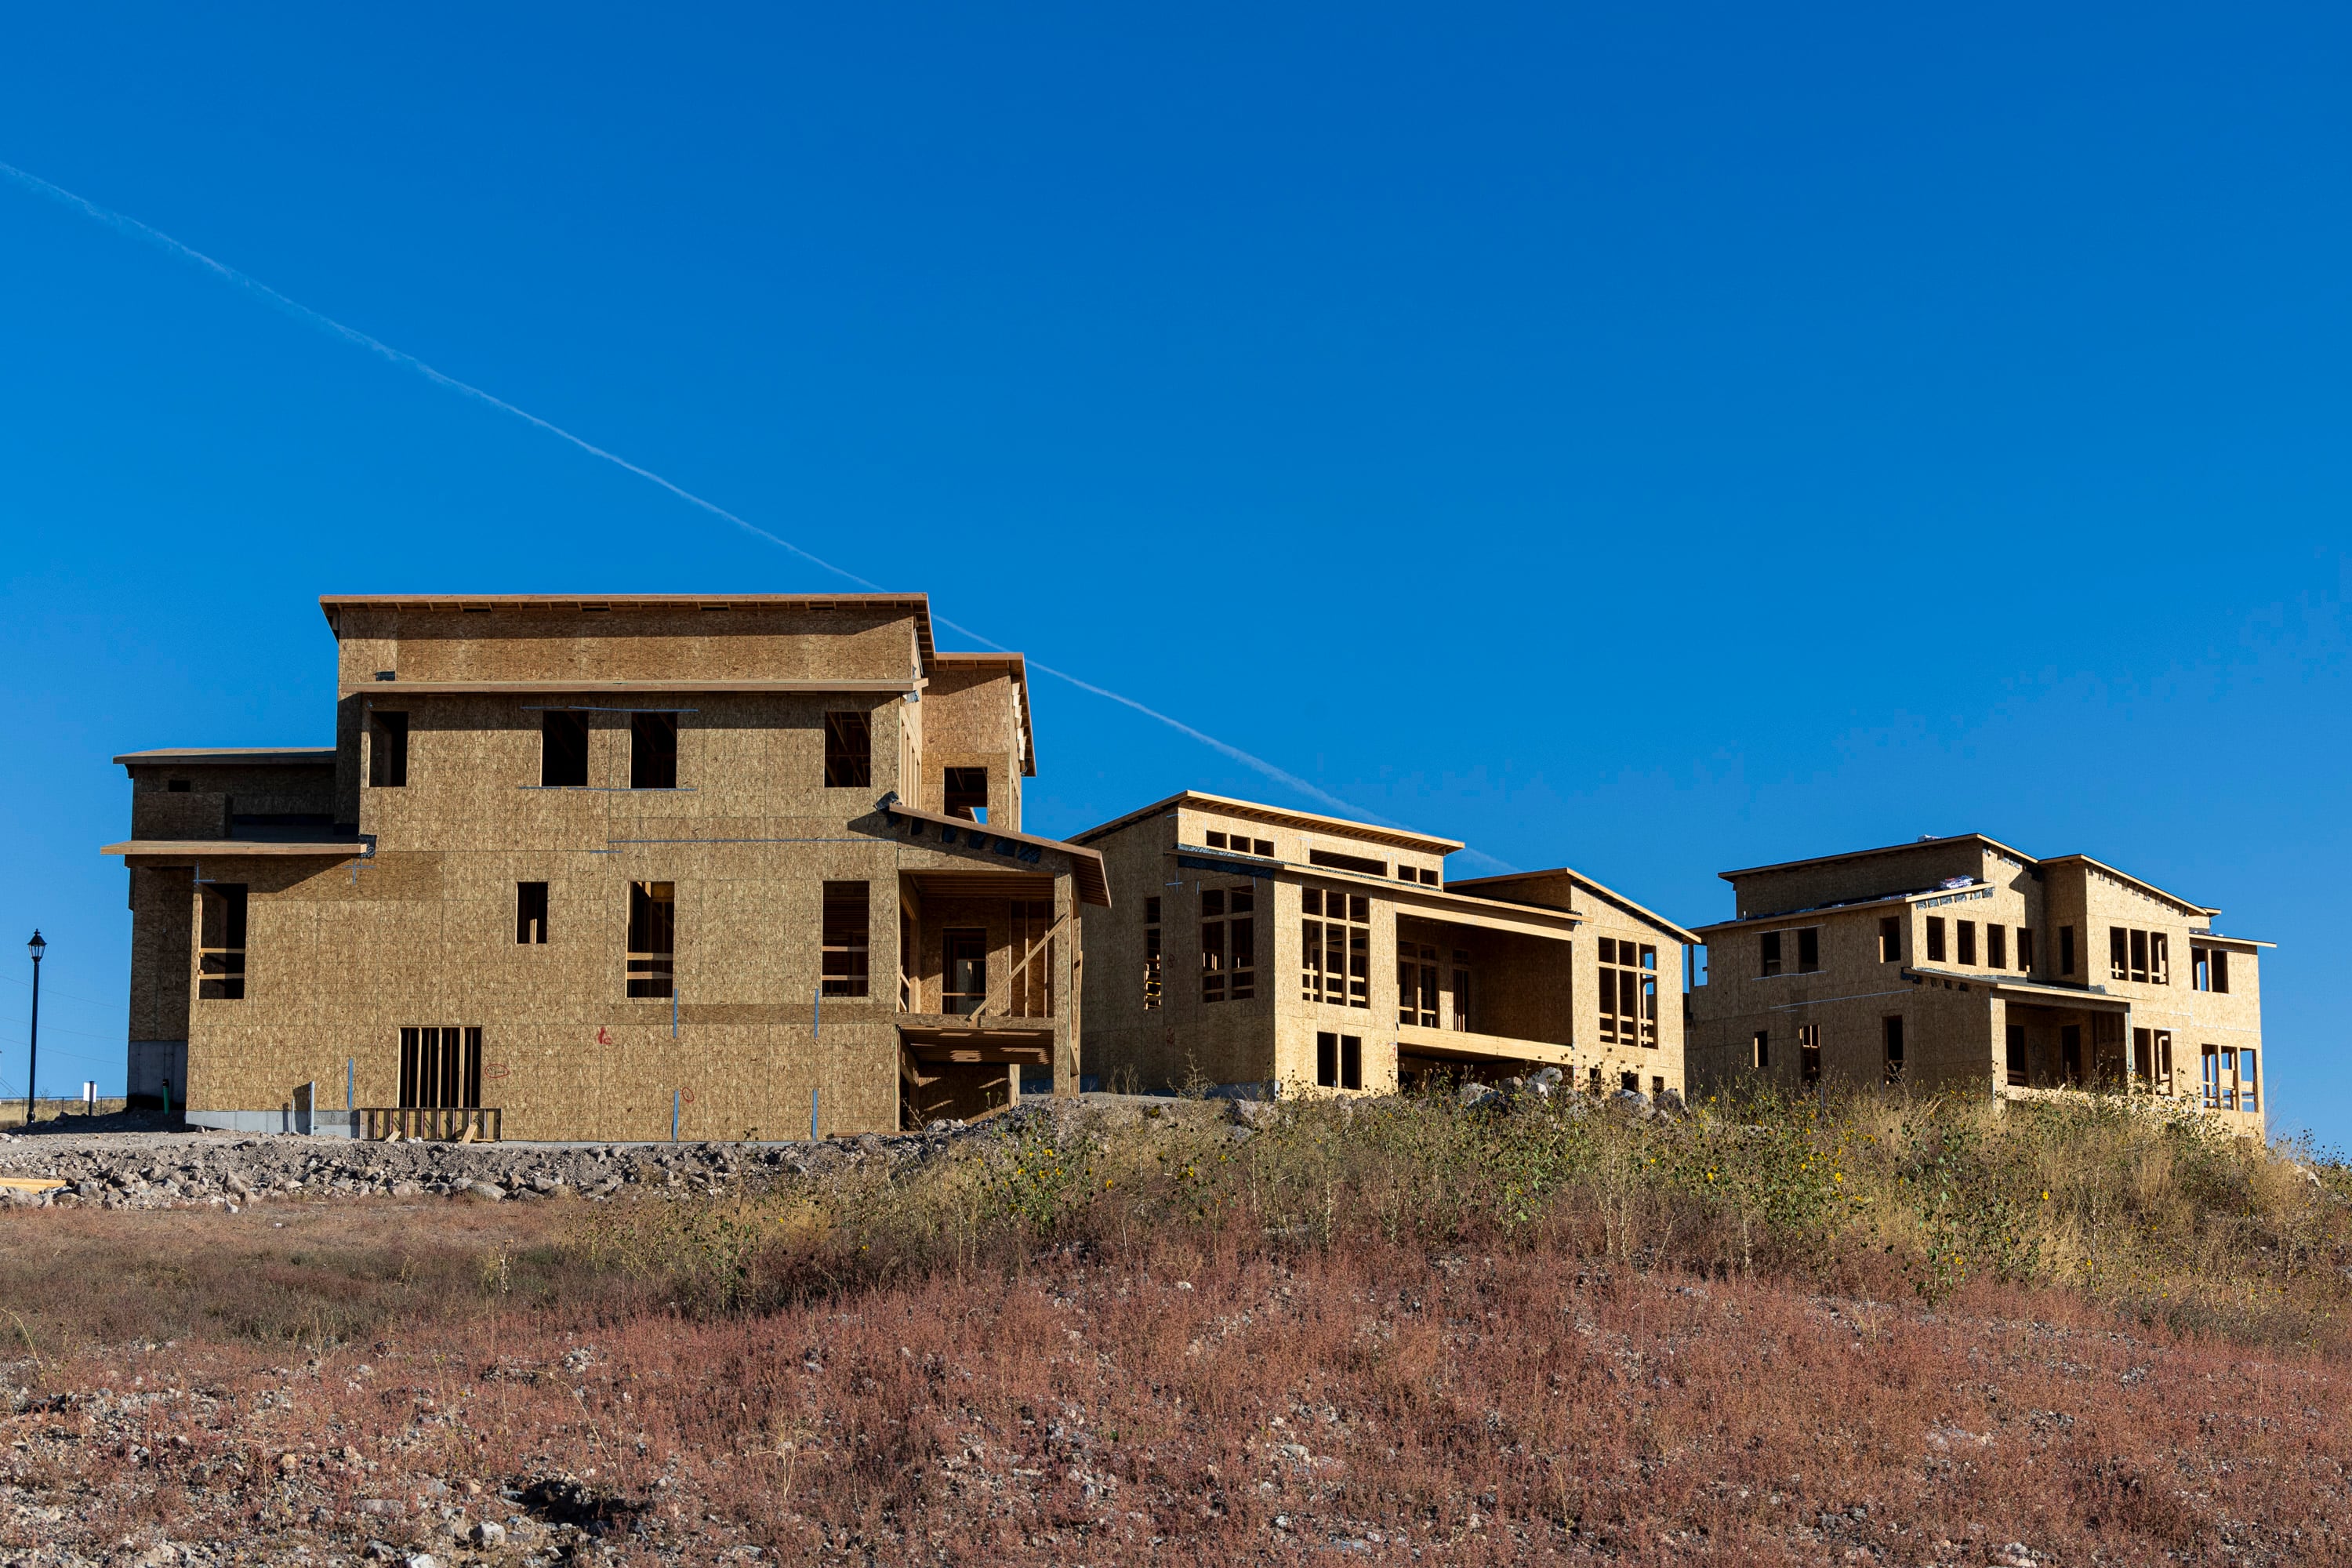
[0, 161, 873, 590]
[1, 159, 1512, 866]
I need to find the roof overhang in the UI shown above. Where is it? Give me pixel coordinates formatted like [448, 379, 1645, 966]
[103, 840, 370, 860]
[878, 800, 1109, 906]
[341, 678, 921, 699]
[1907, 966, 2132, 1011]
[319, 593, 939, 663]
[113, 748, 336, 768]
[2190, 932, 2275, 952]
[1447, 866, 1700, 946]
[1168, 846, 1579, 939]
[1075, 789, 1462, 857]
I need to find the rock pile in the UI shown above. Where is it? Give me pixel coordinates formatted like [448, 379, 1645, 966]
[0, 1121, 992, 1212]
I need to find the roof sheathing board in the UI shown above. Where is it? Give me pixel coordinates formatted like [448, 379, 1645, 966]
[318, 593, 938, 662]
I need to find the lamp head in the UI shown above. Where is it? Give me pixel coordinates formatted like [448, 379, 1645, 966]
[26, 931, 45, 961]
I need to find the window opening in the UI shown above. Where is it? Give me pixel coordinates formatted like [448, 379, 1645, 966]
[542, 710, 590, 787]
[1308, 848, 1387, 877]
[1621, 1071, 1640, 1094]
[1011, 898, 1056, 1017]
[1759, 930, 1782, 977]
[1454, 950, 1475, 1033]
[1798, 1023, 1821, 1084]
[1925, 916, 1946, 964]
[1651, 1075, 1665, 1097]
[2132, 1026, 2174, 1091]
[630, 712, 678, 789]
[516, 881, 549, 944]
[368, 711, 409, 788]
[1987, 924, 2007, 969]
[2005, 1024, 2027, 1086]
[824, 711, 873, 788]
[1200, 886, 1256, 1003]
[2190, 945, 2230, 993]
[1398, 942, 1439, 1027]
[1142, 896, 1163, 1011]
[2201, 1044, 2249, 1110]
[2060, 1024, 2082, 1085]
[1878, 916, 1902, 963]
[626, 881, 675, 998]
[1599, 937, 1657, 1046]
[1882, 1015, 1904, 1083]
[1751, 1029, 1769, 1071]
[167, 778, 191, 793]
[1314, 1032, 1360, 1091]
[943, 928, 987, 1015]
[822, 882, 870, 998]
[1203, 829, 1276, 856]
[2059, 925, 2075, 976]
[198, 882, 248, 1000]
[1956, 920, 1977, 967]
[944, 767, 988, 821]
[900, 911, 914, 1011]
[1300, 887, 1370, 1008]
[2110, 927, 2169, 984]
[2018, 927, 2034, 972]
[398, 1026, 483, 1110]
[1795, 927, 1820, 974]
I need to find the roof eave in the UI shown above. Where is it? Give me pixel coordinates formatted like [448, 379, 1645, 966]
[1073, 789, 1463, 856]
[1447, 866, 1700, 946]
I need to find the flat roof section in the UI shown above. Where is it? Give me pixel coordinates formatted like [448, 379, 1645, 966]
[113, 747, 336, 768]
[319, 593, 940, 662]
[1074, 789, 1463, 857]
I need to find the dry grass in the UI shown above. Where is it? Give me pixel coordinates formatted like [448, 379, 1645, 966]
[2, 1087, 2348, 1563]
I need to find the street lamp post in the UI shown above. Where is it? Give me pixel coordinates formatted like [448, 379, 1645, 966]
[24, 931, 45, 1127]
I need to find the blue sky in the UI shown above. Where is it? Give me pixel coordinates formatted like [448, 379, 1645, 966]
[2, 4, 2346, 1138]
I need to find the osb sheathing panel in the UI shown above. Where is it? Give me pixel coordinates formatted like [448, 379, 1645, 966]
[128, 866, 193, 1044]
[923, 667, 1024, 829]
[157, 610, 1078, 1139]
[333, 605, 923, 687]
